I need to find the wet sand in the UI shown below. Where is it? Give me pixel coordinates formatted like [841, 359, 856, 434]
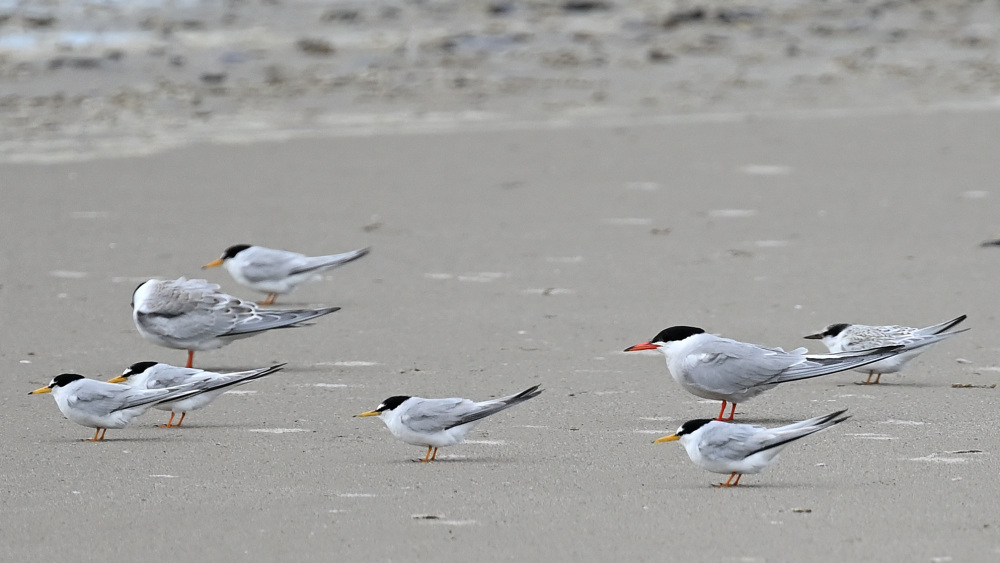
[2, 107, 999, 561]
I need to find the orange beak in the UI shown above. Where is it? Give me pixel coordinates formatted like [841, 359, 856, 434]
[202, 258, 224, 269]
[624, 342, 658, 352]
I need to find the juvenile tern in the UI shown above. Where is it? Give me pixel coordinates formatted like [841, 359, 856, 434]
[804, 314, 968, 384]
[30, 373, 209, 441]
[203, 244, 370, 305]
[355, 385, 542, 462]
[131, 278, 339, 367]
[654, 409, 850, 487]
[107, 361, 285, 427]
[625, 326, 905, 420]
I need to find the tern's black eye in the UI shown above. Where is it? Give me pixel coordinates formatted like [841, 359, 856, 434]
[652, 326, 705, 343]
[222, 244, 252, 259]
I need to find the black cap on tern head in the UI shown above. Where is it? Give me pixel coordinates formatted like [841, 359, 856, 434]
[376, 396, 411, 412]
[221, 244, 252, 260]
[675, 418, 715, 436]
[49, 373, 86, 388]
[817, 323, 851, 338]
[122, 361, 159, 378]
[651, 326, 705, 344]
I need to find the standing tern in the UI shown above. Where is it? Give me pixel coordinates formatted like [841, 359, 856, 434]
[355, 385, 542, 462]
[107, 361, 285, 427]
[654, 409, 850, 487]
[131, 277, 339, 368]
[203, 244, 370, 305]
[30, 373, 210, 441]
[804, 314, 968, 384]
[624, 326, 905, 420]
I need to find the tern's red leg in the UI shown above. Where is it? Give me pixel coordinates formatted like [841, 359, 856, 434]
[261, 293, 277, 306]
[716, 401, 729, 421]
[158, 412, 177, 428]
[724, 403, 737, 421]
[714, 473, 740, 487]
[419, 446, 433, 462]
[186, 350, 195, 369]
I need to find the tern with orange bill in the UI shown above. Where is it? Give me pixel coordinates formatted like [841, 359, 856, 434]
[624, 326, 909, 420]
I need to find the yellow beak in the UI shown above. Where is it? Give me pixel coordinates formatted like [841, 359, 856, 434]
[354, 410, 380, 418]
[653, 434, 680, 443]
[106, 376, 128, 384]
[202, 258, 225, 269]
[29, 386, 52, 394]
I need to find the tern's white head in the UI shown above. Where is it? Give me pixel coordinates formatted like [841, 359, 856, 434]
[653, 418, 715, 445]
[29, 373, 86, 395]
[354, 395, 411, 421]
[202, 244, 252, 270]
[803, 323, 851, 350]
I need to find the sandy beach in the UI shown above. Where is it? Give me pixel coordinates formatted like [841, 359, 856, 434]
[2, 1, 1000, 561]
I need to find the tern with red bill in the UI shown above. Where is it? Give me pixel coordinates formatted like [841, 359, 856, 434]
[624, 326, 908, 420]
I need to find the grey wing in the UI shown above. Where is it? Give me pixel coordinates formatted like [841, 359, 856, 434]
[400, 398, 478, 433]
[223, 305, 340, 336]
[696, 424, 766, 463]
[242, 248, 309, 283]
[681, 339, 803, 392]
[289, 247, 371, 276]
[136, 280, 239, 339]
[71, 384, 173, 413]
[146, 366, 207, 389]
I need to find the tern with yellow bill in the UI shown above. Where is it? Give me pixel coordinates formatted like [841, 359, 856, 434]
[654, 410, 850, 487]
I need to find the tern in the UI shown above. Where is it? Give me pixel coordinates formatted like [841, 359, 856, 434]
[355, 385, 542, 462]
[203, 244, 370, 305]
[804, 315, 968, 384]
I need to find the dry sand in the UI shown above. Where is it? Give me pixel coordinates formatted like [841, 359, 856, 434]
[2, 1, 1000, 562]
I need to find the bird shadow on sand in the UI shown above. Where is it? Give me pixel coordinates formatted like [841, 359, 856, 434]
[393, 456, 514, 465]
[726, 416, 803, 425]
[48, 435, 184, 444]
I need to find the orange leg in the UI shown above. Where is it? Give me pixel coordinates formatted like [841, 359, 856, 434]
[873, 373, 882, 384]
[88, 428, 107, 442]
[419, 446, 434, 462]
[716, 401, 737, 421]
[716, 401, 729, 421]
[175, 412, 186, 427]
[429, 447, 438, 461]
[261, 293, 277, 306]
[158, 412, 177, 428]
[725, 402, 737, 421]
[713, 473, 742, 487]
[186, 350, 195, 369]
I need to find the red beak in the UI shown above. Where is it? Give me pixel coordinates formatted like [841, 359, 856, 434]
[624, 342, 658, 352]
